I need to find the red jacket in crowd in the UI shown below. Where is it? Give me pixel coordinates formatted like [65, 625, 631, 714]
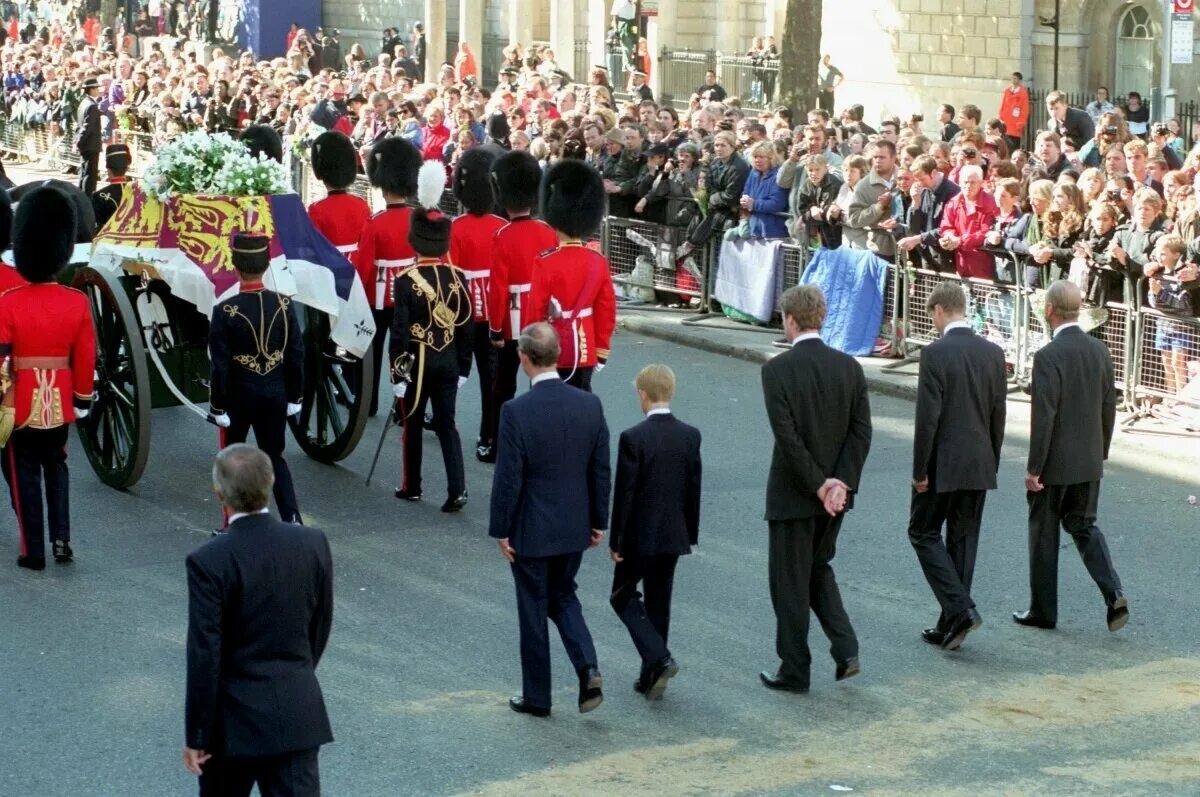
[354, 204, 416, 310]
[488, 215, 558, 341]
[450, 211, 507, 323]
[529, 241, 616, 370]
[939, 191, 999, 280]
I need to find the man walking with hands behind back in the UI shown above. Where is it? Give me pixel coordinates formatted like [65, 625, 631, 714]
[760, 285, 872, 693]
[909, 282, 1007, 652]
[1016, 280, 1128, 632]
[184, 444, 334, 796]
[490, 323, 612, 718]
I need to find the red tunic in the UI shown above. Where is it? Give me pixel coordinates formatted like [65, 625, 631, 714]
[0, 264, 27, 295]
[488, 216, 558, 340]
[450, 212, 506, 323]
[308, 191, 372, 257]
[0, 283, 96, 428]
[353, 203, 416, 310]
[529, 242, 616, 369]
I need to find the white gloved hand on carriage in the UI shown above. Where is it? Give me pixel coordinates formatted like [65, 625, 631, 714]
[286, 402, 302, 417]
[212, 412, 231, 428]
[392, 381, 408, 399]
[456, 375, 468, 388]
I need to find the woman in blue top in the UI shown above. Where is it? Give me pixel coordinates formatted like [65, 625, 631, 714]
[738, 140, 790, 239]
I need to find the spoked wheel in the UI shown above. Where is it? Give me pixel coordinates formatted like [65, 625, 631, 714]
[72, 266, 151, 489]
[290, 307, 373, 462]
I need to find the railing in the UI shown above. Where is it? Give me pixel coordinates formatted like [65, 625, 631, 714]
[657, 48, 780, 111]
[573, 40, 590, 85]
[1022, 89, 1131, 152]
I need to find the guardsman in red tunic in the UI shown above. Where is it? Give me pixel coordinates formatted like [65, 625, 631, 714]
[450, 148, 506, 462]
[487, 151, 558, 458]
[354, 137, 422, 415]
[307, 130, 371, 257]
[0, 186, 96, 570]
[528, 160, 616, 393]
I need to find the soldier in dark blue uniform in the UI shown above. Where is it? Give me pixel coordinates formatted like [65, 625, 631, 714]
[208, 233, 305, 524]
[90, 143, 132, 229]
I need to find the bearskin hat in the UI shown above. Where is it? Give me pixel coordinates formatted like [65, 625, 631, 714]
[231, 233, 271, 276]
[409, 161, 452, 257]
[0, 188, 12, 253]
[311, 130, 358, 190]
[239, 124, 283, 163]
[540, 159, 605, 238]
[453, 149, 496, 215]
[490, 150, 541, 214]
[10, 180, 95, 243]
[367, 137, 422, 198]
[13, 185, 77, 282]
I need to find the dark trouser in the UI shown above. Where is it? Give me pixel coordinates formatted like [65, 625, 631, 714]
[610, 554, 679, 671]
[471, 320, 496, 446]
[399, 354, 464, 498]
[818, 90, 835, 113]
[78, 148, 99, 194]
[1027, 480, 1123, 623]
[768, 516, 857, 685]
[366, 306, 393, 416]
[2, 426, 70, 561]
[511, 551, 598, 709]
[1004, 135, 1023, 154]
[559, 366, 593, 392]
[198, 746, 320, 797]
[908, 488, 986, 629]
[224, 400, 300, 523]
[491, 340, 519, 449]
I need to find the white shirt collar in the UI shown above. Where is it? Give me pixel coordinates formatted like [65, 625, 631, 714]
[943, 320, 970, 333]
[228, 507, 270, 525]
[792, 331, 822, 346]
[531, 372, 561, 386]
[1053, 321, 1080, 338]
[646, 407, 672, 417]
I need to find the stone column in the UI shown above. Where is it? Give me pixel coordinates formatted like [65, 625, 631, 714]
[425, 0, 447, 79]
[550, 0, 576, 74]
[459, 0, 484, 67]
[653, 0, 678, 98]
[509, 0, 534, 48]
[716, 0, 741, 55]
[588, 0, 607, 76]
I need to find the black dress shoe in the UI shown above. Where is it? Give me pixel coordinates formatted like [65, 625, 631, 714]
[53, 541, 73, 563]
[835, 657, 861, 681]
[643, 657, 679, 701]
[441, 492, 468, 513]
[921, 628, 947, 646]
[394, 488, 422, 501]
[578, 666, 603, 713]
[476, 444, 496, 463]
[942, 608, 983, 651]
[508, 696, 550, 718]
[1012, 610, 1056, 629]
[1107, 593, 1129, 632]
[759, 670, 808, 693]
[17, 555, 45, 571]
[633, 676, 649, 695]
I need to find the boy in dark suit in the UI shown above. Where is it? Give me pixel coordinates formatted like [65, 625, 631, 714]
[184, 444, 334, 796]
[910, 282, 1007, 652]
[609, 364, 702, 700]
[489, 322, 611, 718]
[759, 285, 872, 693]
[1016, 280, 1128, 632]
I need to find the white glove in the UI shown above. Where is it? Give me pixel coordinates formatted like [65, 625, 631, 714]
[212, 412, 231, 428]
[286, 402, 302, 417]
[74, 408, 89, 420]
[392, 381, 408, 399]
[594, 361, 606, 374]
[457, 375, 468, 388]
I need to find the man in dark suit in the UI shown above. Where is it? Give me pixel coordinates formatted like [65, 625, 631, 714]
[1016, 281, 1128, 632]
[760, 285, 872, 693]
[609, 364, 702, 701]
[909, 282, 1007, 651]
[490, 322, 612, 717]
[184, 444, 334, 796]
[74, 76, 103, 194]
[1045, 90, 1095, 152]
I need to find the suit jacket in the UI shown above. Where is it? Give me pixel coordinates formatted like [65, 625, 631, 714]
[185, 514, 334, 757]
[912, 327, 1007, 492]
[1051, 107, 1095, 152]
[74, 96, 101, 153]
[489, 377, 612, 557]
[762, 338, 872, 520]
[609, 413, 702, 558]
[1027, 326, 1116, 486]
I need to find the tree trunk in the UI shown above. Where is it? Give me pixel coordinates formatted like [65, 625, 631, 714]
[779, 0, 821, 113]
[100, 0, 118, 29]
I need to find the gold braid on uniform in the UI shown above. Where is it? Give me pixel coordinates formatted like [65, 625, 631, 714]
[222, 294, 290, 374]
[400, 267, 471, 419]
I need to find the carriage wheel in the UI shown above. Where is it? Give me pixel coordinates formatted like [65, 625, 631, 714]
[72, 267, 151, 489]
[290, 307, 374, 463]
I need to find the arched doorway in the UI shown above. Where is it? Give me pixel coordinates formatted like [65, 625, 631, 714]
[1115, 4, 1157, 96]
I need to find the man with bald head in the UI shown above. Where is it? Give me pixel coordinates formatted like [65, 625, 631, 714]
[1016, 281, 1128, 633]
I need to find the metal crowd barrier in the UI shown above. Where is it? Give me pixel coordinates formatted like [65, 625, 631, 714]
[1124, 276, 1200, 436]
[601, 215, 706, 310]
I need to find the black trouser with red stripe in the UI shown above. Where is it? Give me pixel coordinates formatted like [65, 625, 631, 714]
[471, 320, 497, 447]
[400, 353, 465, 498]
[2, 426, 70, 561]
[223, 399, 301, 524]
[366, 306, 394, 417]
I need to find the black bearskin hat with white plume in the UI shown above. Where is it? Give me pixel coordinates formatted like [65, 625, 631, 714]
[13, 185, 77, 282]
[540, 159, 605, 238]
[367, 137, 422, 198]
[408, 161, 452, 257]
[453, 149, 497, 215]
[311, 130, 358, 190]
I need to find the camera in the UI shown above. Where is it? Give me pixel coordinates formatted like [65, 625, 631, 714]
[910, 113, 923, 123]
[1152, 123, 1168, 136]
[1106, 189, 1122, 201]
[1102, 125, 1119, 135]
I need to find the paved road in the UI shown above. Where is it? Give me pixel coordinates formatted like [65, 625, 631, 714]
[1, 331, 1199, 797]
